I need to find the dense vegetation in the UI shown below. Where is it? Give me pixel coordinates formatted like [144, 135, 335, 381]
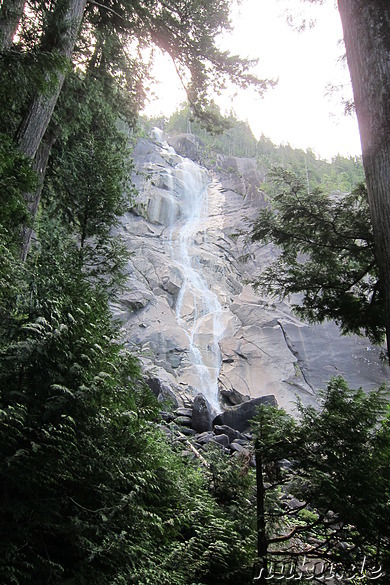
[0, 1, 262, 582]
[252, 378, 390, 583]
[0, 0, 389, 583]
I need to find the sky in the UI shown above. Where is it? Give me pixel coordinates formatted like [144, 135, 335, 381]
[141, 0, 362, 160]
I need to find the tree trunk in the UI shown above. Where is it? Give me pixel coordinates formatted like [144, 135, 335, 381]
[0, 0, 25, 51]
[17, 0, 87, 259]
[20, 126, 61, 261]
[17, 0, 87, 160]
[254, 440, 268, 584]
[337, 0, 390, 361]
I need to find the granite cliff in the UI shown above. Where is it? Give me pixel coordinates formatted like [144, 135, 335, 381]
[112, 130, 389, 415]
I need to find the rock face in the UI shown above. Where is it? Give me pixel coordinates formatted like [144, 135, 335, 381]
[112, 129, 389, 415]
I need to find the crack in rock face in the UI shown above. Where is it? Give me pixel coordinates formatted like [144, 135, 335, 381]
[112, 130, 389, 415]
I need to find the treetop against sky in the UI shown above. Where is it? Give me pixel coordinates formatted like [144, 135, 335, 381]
[143, 0, 361, 159]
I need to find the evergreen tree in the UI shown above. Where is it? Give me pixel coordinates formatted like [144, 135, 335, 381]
[0, 0, 271, 260]
[337, 0, 390, 362]
[305, 0, 390, 360]
[250, 168, 384, 345]
[250, 378, 390, 583]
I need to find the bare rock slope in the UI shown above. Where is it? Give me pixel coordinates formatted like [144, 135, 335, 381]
[112, 132, 388, 414]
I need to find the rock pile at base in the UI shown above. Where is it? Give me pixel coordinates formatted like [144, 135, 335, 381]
[158, 393, 278, 463]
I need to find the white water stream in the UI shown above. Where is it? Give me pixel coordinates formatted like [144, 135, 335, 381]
[152, 129, 225, 412]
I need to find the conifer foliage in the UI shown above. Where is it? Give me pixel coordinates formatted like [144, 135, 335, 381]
[1, 1, 389, 583]
[0, 2, 265, 583]
[251, 169, 384, 345]
[251, 378, 390, 583]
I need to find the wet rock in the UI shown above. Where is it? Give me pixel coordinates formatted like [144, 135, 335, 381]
[161, 268, 183, 296]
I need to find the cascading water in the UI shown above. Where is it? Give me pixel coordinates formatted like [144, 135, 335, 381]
[172, 160, 225, 412]
[152, 130, 226, 412]
[117, 130, 390, 420]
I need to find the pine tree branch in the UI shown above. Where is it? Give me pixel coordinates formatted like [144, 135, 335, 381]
[87, 0, 125, 22]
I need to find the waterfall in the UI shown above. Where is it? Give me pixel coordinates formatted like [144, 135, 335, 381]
[172, 160, 225, 412]
[117, 131, 390, 418]
[152, 131, 225, 412]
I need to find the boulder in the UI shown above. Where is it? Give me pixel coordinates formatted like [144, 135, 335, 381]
[196, 431, 215, 445]
[230, 442, 250, 456]
[192, 394, 213, 433]
[179, 427, 197, 437]
[220, 385, 249, 406]
[232, 438, 249, 447]
[146, 377, 179, 408]
[174, 416, 192, 427]
[174, 407, 193, 418]
[214, 424, 241, 443]
[167, 133, 201, 161]
[212, 434, 230, 448]
[212, 395, 278, 433]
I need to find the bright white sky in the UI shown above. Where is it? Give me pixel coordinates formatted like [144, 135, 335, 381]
[141, 0, 362, 160]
